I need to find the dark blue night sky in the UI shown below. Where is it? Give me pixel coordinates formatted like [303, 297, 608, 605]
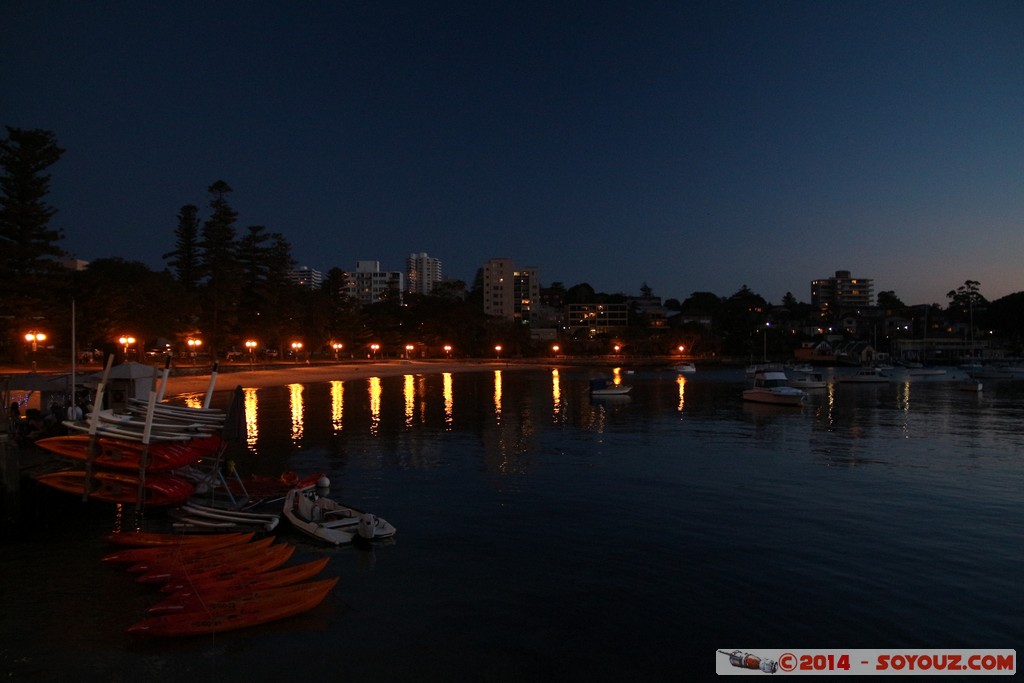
[4, 1, 1022, 305]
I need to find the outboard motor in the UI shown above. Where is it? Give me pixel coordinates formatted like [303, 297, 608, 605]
[358, 513, 376, 540]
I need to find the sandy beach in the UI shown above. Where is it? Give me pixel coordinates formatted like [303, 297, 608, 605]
[160, 359, 526, 396]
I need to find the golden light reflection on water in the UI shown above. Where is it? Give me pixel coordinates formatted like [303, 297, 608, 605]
[552, 369, 562, 419]
[493, 370, 502, 416]
[288, 383, 304, 443]
[404, 374, 415, 427]
[369, 376, 381, 435]
[443, 373, 453, 428]
[330, 380, 343, 432]
[244, 387, 258, 448]
[182, 394, 203, 409]
[612, 367, 623, 385]
[676, 375, 686, 412]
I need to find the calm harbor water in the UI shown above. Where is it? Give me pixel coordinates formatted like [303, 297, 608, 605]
[2, 366, 1022, 681]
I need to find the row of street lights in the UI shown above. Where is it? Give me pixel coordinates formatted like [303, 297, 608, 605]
[18, 332, 686, 367]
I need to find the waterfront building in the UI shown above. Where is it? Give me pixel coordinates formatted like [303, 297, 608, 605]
[566, 303, 629, 336]
[287, 266, 322, 289]
[481, 258, 540, 324]
[406, 252, 443, 296]
[346, 260, 404, 305]
[811, 270, 874, 312]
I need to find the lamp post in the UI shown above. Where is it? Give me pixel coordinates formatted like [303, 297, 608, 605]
[405, 344, 414, 359]
[187, 338, 201, 364]
[119, 335, 136, 360]
[495, 344, 502, 360]
[25, 331, 46, 370]
[291, 341, 303, 363]
[370, 343, 380, 360]
[332, 342, 343, 361]
[245, 340, 257, 366]
[552, 344, 560, 357]
[443, 344, 452, 359]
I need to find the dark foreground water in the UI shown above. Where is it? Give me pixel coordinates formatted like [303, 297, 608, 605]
[2, 366, 1022, 681]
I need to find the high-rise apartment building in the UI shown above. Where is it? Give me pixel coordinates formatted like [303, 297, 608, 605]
[811, 270, 874, 311]
[346, 260, 404, 305]
[287, 266, 322, 289]
[406, 252, 443, 295]
[482, 258, 540, 324]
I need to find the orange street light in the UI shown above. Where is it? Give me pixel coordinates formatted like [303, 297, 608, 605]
[119, 335, 137, 358]
[24, 331, 47, 351]
[443, 344, 452, 359]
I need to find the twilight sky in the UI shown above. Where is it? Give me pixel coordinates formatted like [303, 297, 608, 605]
[3, 1, 1022, 306]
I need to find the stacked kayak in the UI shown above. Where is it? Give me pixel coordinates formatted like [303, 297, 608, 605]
[36, 470, 196, 507]
[103, 532, 335, 637]
[36, 400, 227, 505]
[36, 434, 223, 471]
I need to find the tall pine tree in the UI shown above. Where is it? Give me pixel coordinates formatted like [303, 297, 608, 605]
[0, 127, 66, 360]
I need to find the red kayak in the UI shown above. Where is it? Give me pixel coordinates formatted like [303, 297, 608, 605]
[104, 530, 254, 547]
[135, 543, 295, 585]
[128, 577, 338, 637]
[102, 533, 256, 563]
[147, 558, 331, 614]
[35, 434, 220, 471]
[125, 537, 276, 574]
[36, 470, 194, 507]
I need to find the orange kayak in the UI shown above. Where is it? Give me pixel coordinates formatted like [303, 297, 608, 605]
[128, 577, 338, 636]
[104, 530, 254, 547]
[36, 470, 194, 507]
[102, 533, 256, 563]
[149, 557, 330, 614]
[35, 434, 211, 471]
[135, 543, 295, 585]
[125, 536, 276, 574]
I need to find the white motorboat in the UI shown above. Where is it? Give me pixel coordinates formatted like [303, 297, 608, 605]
[589, 378, 632, 396]
[284, 485, 396, 546]
[838, 367, 890, 384]
[958, 378, 983, 392]
[789, 372, 827, 390]
[743, 371, 807, 406]
[671, 363, 696, 374]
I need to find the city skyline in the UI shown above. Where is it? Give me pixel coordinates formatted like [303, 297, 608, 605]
[4, 2, 1021, 306]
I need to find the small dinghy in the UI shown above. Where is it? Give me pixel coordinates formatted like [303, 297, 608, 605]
[283, 484, 395, 546]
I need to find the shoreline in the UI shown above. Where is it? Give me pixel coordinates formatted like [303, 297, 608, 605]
[4, 357, 677, 398]
[161, 359, 536, 396]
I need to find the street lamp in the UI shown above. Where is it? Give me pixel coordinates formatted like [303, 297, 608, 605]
[370, 343, 380, 360]
[187, 338, 201, 364]
[552, 344, 560, 356]
[405, 344, 414, 359]
[25, 331, 46, 369]
[443, 344, 452, 359]
[331, 342, 343, 360]
[119, 335, 136, 360]
[495, 344, 502, 360]
[25, 331, 46, 352]
[245, 340, 258, 365]
[291, 341, 303, 363]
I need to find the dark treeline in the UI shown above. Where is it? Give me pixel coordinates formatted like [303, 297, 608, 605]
[2, 126, 1023, 365]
